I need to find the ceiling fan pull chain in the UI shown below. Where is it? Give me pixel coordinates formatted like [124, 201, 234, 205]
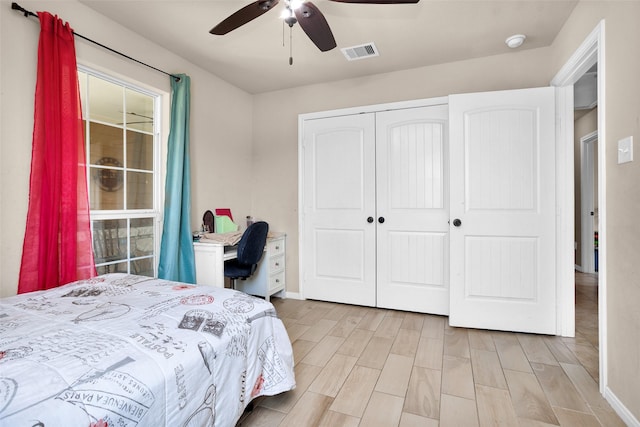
[289, 25, 293, 65]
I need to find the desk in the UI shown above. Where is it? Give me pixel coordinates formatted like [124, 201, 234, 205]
[193, 232, 286, 301]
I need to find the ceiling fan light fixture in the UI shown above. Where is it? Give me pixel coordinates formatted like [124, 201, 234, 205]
[279, 7, 291, 19]
[505, 34, 526, 49]
[289, 0, 304, 10]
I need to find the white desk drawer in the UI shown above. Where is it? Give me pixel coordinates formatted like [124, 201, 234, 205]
[270, 254, 285, 273]
[234, 233, 286, 301]
[267, 238, 285, 256]
[269, 270, 285, 293]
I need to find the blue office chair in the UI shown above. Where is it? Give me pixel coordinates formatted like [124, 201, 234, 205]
[224, 221, 269, 288]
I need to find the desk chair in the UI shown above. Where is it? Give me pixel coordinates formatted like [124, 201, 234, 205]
[224, 221, 269, 289]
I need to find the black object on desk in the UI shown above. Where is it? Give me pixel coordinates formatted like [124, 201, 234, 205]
[203, 210, 214, 233]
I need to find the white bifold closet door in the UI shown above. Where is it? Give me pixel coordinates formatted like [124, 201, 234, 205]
[301, 105, 450, 314]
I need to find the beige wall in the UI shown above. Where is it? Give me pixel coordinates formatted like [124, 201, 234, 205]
[574, 107, 598, 267]
[550, 1, 640, 420]
[0, 0, 254, 297]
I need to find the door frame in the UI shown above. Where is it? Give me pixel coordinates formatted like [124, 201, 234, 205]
[551, 20, 606, 389]
[580, 130, 598, 274]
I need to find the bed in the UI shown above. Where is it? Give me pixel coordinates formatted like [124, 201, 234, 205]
[0, 273, 296, 426]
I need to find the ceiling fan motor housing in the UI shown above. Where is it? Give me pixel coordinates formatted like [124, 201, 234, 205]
[285, 15, 297, 27]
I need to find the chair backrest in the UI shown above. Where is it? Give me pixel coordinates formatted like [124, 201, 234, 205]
[93, 219, 125, 264]
[236, 221, 269, 266]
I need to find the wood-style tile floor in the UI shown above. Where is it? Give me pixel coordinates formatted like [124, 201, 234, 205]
[238, 272, 626, 426]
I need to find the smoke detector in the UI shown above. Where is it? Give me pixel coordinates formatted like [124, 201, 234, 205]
[505, 34, 526, 49]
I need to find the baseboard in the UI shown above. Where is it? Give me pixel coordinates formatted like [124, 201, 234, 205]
[575, 264, 584, 272]
[284, 291, 303, 300]
[604, 385, 640, 426]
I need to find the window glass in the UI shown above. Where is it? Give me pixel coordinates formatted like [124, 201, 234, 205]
[80, 69, 160, 277]
[131, 218, 155, 277]
[126, 130, 154, 171]
[126, 88, 154, 133]
[92, 219, 127, 264]
[130, 218, 154, 257]
[89, 122, 124, 165]
[127, 171, 154, 209]
[96, 261, 128, 276]
[88, 75, 124, 126]
[88, 122, 125, 210]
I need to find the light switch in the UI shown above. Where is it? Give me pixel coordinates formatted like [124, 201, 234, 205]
[617, 136, 633, 164]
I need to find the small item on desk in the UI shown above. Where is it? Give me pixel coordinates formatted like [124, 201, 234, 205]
[201, 231, 243, 245]
[215, 208, 234, 221]
[203, 210, 215, 233]
[215, 215, 238, 233]
[246, 216, 255, 228]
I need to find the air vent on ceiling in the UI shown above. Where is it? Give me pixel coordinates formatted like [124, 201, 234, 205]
[341, 43, 379, 61]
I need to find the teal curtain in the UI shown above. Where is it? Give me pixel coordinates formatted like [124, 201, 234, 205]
[158, 74, 195, 283]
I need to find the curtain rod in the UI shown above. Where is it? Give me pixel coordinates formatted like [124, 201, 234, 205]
[11, 2, 181, 82]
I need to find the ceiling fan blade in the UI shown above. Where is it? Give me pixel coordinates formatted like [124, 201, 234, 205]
[210, 0, 280, 35]
[294, 2, 337, 52]
[329, 0, 419, 3]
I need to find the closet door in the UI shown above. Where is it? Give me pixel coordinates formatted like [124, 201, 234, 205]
[376, 105, 450, 314]
[301, 113, 377, 306]
[449, 87, 556, 334]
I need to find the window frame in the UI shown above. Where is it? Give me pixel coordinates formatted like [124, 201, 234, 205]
[78, 65, 163, 276]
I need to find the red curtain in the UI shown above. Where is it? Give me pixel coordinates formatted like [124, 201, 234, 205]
[18, 12, 96, 293]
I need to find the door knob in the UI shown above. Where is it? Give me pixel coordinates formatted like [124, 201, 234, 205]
[452, 218, 462, 227]
[367, 216, 374, 223]
[378, 217, 385, 224]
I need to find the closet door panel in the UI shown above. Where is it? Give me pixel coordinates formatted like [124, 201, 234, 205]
[301, 113, 377, 306]
[449, 87, 556, 334]
[376, 105, 450, 314]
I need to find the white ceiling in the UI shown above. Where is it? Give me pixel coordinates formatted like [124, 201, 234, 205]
[78, 0, 578, 94]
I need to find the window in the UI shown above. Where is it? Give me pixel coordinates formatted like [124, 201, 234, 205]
[78, 69, 161, 277]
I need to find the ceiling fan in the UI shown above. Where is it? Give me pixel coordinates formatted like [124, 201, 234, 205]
[210, 0, 420, 55]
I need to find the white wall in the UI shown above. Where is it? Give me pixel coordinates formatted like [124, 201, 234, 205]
[0, 0, 254, 297]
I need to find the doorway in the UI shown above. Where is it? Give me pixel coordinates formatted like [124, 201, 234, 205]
[552, 20, 605, 389]
[574, 75, 600, 383]
[579, 129, 598, 274]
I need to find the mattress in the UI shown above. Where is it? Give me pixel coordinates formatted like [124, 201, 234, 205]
[0, 274, 295, 426]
